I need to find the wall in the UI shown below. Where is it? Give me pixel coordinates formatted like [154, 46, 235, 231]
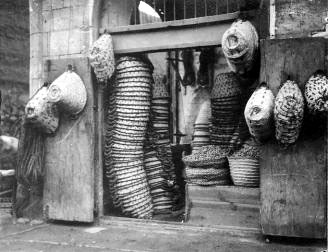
[272, 0, 328, 38]
[0, 0, 29, 138]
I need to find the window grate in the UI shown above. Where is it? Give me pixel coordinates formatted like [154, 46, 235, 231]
[137, 0, 248, 23]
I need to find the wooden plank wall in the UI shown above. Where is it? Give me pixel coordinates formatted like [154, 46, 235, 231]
[260, 38, 327, 238]
[43, 57, 95, 222]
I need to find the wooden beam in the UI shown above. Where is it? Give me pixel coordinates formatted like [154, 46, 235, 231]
[104, 12, 242, 54]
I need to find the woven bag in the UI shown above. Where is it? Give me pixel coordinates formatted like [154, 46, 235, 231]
[48, 68, 87, 115]
[244, 83, 275, 142]
[222, 20, 259, 75]
[89, 33, 115, 83]
[25, 86, 59, 134]
[211, 72, 241, 98]
[305, 71, 328, 114]
[274, 80, 304, 145]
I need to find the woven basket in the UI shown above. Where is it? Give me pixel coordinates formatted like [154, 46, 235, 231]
[274, 80, 304, 145]
[211, 72, 241, 98]
[48, 69, 87, 115]
[89, 33, 115, 82]
[25, 86, 59, 134]
[305, 71, 328, 114]
[228, 157, 259, 187]
[244, 84, 275, 142]
[222, 20, 258, 75]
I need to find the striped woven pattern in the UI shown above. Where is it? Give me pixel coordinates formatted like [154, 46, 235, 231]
[104, 56, 154, 219]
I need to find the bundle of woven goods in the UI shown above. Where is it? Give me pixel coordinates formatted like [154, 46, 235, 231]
[210, 72, 249, 151]
[228, 140, 260, 187]
[305, 70, 328, 114]
[192, 101, 211, 152]
[144, 70, 178, 214]
[104, 55, 154, 218]
[274, 80, 304, 146]
[222, 19, 259, 75]
[183, 145, 230, 186]
[244, 83, 275, 143]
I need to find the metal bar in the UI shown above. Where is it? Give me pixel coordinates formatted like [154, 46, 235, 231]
[184, 0, 186, 19]
[226, 0, 229, 13]
[204, 0, 207, 16]
[134, 0, 137, 25]
[216, 0, 218, 15]
[163, 0, 166, 21]
[174, 0, 176, 20]
[194, 0, 197, 18]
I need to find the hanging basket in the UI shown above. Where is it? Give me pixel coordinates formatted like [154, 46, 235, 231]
[89, 33, 115, 83]
[305, 70, 328, 114]
[274, 80, 304, 145]
[25, 86, 59, 134]
[244, 83, 275, 142]
[228, 157, 260, 187]
[222, 20, 259, 74]
[48, 67, 87, 116]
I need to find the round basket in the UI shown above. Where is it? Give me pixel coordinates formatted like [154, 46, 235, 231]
[48, 69, 87, 115]
[228, 157, 259, 187]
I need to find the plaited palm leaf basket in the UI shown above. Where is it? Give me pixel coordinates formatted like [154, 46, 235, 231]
[228, 139, 260, 187]
[244, 83, 275, 143]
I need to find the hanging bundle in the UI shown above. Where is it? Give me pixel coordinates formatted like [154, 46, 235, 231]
[222, 19, 259, 75]
[47, 66, 87, 116]
[274, 80, 304, 146]
[89, 33, 115, 83]
[244, 83, 275, 142]
[304, 70, 328, 114]
[25, 86, 59, 134]
[16, 119, 45, 188]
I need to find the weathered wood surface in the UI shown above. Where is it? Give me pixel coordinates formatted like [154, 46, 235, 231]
[186, 184, 260, 230]
[43, 57, 95, 222]
[259, 38, 327, 238]
[274, 0, 327, 38]
[260, 38, 327, 95]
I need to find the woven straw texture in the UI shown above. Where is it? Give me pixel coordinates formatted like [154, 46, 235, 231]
[274, 80, 304, 146]
[48, 70, 87, 115]
[244, 84, 275, 142]
[104, 55, 154, 219]
[222, 20, 259, 74]
[305, 71, 328, 114]
[89, 34, 115, 82]
[25, 86, 59, 134]
[228, 157, 259, 187]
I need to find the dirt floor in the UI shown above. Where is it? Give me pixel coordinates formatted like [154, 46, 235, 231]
[0, 214, 326, 252]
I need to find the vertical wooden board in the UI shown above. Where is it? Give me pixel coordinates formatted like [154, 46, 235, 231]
[260, 138, 326, 238]
[259, 38, 327, 238]
[260, 38, 327, 95]
[43, 57, 95, 222]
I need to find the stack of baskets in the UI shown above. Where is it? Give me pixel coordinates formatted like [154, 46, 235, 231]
[192, 102, 211, 152]
[183, 145, 230, 186]
[144, 150, 175, 214]
[147, 74, 177, 213]
[228, 140, 260, 187]
[104, 56, 154, 219]
[274, 80, 304, 146]
[210, 72, 249, 151]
